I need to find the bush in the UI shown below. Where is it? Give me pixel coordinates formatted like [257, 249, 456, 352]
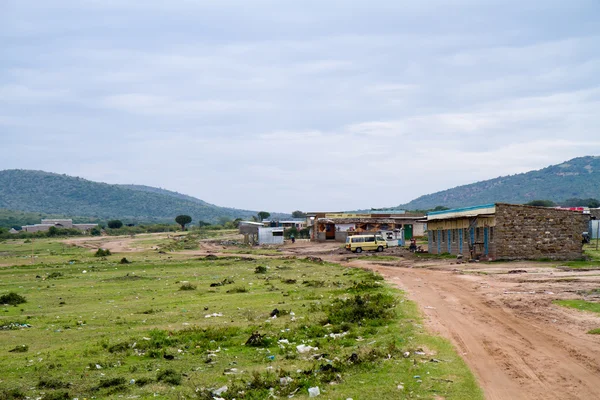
[0, 388, 26, 399]
[327, 293, 396, 324]
[255, 265, 267, 274]
[107, 220, 123, 229]
[0, 292, 26, 306]
[94, 248, 111, 257]
[179, 283, 197, 291]
[156, 369, 181, 385]
[8, 344, 28, 353]
[97, 377, 126, 388]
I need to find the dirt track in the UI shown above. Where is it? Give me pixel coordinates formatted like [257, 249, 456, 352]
[365, 264, 600, 400]
[64, 236, 600, 399]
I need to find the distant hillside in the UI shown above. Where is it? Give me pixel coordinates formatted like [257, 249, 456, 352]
[400, 156, 600, 210]
[119, 184, 212, 205]
[0, 170, 281, 224]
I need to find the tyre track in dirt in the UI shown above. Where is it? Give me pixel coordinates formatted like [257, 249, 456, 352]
[360, 264, 600, 400]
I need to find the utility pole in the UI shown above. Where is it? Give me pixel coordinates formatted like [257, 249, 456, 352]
[31, 237, 34, 264]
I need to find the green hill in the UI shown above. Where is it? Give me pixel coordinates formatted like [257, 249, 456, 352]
[400, 156, 600, 210]
[0, 170, 281, 224]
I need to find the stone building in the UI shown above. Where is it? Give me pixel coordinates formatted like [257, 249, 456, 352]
[426, 203, 588, 261]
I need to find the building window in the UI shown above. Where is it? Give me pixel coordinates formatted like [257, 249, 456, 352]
[490, 227, 494, 242]
[432, 231, 436, 243]
[273, 231, 283, 237]
[452, 229, 456, 243]
[441, 230, 445, 242]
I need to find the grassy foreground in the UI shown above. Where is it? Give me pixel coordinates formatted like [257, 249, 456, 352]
[0, 238, 482, 399]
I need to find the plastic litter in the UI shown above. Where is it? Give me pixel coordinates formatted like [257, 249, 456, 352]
[280, 376, 293, 385]
[308, 386, 320, 397]
[297, 344, 318, 353]
[213, 385, 228, 396]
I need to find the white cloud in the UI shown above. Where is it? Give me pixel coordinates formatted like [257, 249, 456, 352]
[1, 0, 600, 211]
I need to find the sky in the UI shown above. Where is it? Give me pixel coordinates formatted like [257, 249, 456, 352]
[1, 0, 600, 213]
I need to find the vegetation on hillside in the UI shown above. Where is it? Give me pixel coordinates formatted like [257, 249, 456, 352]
[400, 156, 600, 210]
[0, 170, 289, 224]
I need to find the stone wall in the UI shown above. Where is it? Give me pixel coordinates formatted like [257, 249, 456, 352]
[494, 203, 587, 260]
[428, 226, 497, 259]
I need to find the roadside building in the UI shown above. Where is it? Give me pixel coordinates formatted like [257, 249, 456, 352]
[22, 219, 98, 233]
[262, 219, 306, 229]
[258, 227, 284, 245]
[307, 211, 426, 243]
[426, 203, 588, 260]
[239, 221, 284, 245]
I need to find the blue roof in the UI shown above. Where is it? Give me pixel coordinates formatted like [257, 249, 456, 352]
[427, 203, 495, 216]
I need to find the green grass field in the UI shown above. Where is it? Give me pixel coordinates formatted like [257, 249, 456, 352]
[0, 237, 482, 399]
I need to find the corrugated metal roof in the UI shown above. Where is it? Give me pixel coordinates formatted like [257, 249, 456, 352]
[427, 204, 496, 221]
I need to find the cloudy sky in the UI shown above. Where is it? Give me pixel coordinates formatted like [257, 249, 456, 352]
[2, 0, 600, 212]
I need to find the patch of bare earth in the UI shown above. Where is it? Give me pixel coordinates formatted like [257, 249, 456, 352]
[358, 258, 600, 400]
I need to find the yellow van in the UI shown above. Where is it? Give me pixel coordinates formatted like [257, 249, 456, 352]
[345, 234, 388, 253]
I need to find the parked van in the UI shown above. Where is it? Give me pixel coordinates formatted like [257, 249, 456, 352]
[345, 234, 388, 253]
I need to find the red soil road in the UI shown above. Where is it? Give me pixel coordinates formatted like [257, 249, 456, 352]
[362, 263, 600, 400]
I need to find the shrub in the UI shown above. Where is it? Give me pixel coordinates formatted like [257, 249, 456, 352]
[97, 377, 126, 388]
[179, 283, 197, 291]
[245, 332, 271, 347]
[156, 369, 181, 385]
[41, 391, 70, 400]
[255, 265, 267, 274]
[327, 293, 396, 324]
[0, 292, 26, 306]
[37, 378, 70, 389]
[8, 344, 28, 353]
[0, 388, 26, 399]
[94, 248, 111, 257]
[227, 286, 248, 293]
[107, 220, 123, 229]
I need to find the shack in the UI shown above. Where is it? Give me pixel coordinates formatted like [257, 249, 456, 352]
[258, 227, 284, 245]
[307, 211, 425, 243]
[426, 203, 588, 260]
[238, 222, 284, 245]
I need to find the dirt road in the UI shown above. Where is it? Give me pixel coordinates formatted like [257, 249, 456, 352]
[361, 262, 600, 400]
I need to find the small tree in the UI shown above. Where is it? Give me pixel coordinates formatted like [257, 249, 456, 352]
[257, 211, 270, 222]
[175, 215, 192, 231]
[107, 220, 123, 229]
[525, 200, 556, 207]
[291, 210, 306, 218]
